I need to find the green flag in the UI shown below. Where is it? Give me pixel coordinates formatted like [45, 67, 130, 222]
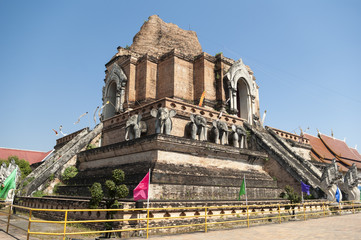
[238, 178, 246, 200]
[0, 169, 17, 199]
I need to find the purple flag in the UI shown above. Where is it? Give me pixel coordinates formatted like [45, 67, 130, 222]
[301, 181, 310, 195]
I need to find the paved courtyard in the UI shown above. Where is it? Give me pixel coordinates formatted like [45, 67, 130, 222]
[1, 213, 360, 239]
[144, 213, 361, 240]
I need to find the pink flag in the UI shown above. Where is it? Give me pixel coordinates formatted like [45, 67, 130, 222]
[133, 172, 150, 201]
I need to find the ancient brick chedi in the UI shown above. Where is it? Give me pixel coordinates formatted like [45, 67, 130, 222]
[101, 15, 260, 125]
[65, 15, 358, 201]
[72, 15, 273, 201]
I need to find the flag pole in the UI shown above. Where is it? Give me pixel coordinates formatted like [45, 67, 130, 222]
[11, 169, 17, 211]
[244, 175, 248, 206]
[146, 168, 151, 209]
[301, 191, 304, 203]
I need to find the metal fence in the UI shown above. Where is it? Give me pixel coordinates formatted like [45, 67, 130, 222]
[0, 200, 360, 240]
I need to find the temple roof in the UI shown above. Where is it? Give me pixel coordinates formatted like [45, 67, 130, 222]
[319, 134, 361, 160]
[304, 133, 334, 160]
[350, 148, 361, 160]
[304, 133, 349, 172]
[319, 133, 361, 169]
[304, 132, 361, 171]
[0, 147, 52, 165]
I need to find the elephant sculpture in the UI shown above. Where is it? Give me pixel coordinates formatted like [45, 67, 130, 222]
[188, 114, 207, 141]
[125, 114, 147, 141]
[150, 107, 176, 134]
[212, 120, 228, 145]
[231, 124, 247, 148]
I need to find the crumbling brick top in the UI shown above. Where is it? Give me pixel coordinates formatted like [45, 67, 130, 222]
[129, 15, 202, 58]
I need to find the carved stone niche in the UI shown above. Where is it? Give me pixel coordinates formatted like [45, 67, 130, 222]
[224, 58, 258, 124]
[102, 63, 128, 120]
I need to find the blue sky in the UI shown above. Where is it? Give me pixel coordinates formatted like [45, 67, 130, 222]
[0, 0, 360, 151]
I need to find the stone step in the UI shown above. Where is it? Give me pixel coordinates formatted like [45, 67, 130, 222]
[244, 123, 322, 189]
[22, 124, 103, 196]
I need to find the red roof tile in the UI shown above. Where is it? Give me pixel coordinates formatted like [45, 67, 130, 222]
[319, 134, 360, 160]
[319, 134, 361, 169]
[321, 158, 349, 172]
[305, 133, 350, 172]
[350, 148, 361, 161]
[304, 133, 335, 160]
[310, 149, 349, 172]
[0, 148, 52, 165]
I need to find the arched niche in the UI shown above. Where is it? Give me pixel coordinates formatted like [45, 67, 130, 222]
[224, 59, 257, 124]
[102, 63, 127, 120]
[237, 78, 251, 120]
[103, 82, 117, 119]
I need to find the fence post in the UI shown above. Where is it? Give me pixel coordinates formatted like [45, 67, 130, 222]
[63, 210, 68, 240]
[6, 203, 12, 233]
[204, 207, 208, 233]
[246, 205, 249, 228]
[146, 209, 150, 239]
[322, 202, 325, 216]
[277, 204, 281, 224]
[303, 203, 306, 221]
[26, 209, 32, 240]
[352, 201, 355, 214]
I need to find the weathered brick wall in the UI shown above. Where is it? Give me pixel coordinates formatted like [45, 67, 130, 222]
[263, 156, 302, 194]
[174, 57, 194, 101]
[203, 56, 217, 102]
[135, 56, 147, 101]
[146, 60, 157, 100]
[73, 133, 282, 201]
[193, 55, 205, 102]
[105, 49, 240, 110]
[157, 56, 175, 99]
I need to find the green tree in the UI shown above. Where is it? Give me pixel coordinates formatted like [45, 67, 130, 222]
[61, 166, 78, 184]
[89, 169, 129, 236]
[89, 182, 103, 209]
[280, 185, 301, 204]
[280, 185, 301, 217]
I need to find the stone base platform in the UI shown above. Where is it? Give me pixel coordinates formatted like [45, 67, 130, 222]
[60, 134, 282, 200]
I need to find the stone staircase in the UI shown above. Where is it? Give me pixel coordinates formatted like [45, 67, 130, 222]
[244, 123, 327, 192]
[19, 123, 103, 196]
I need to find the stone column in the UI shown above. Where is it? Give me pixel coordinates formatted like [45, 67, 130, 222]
[115, 86, 121, 113]
[120, 80, 126, 112]
[115, 80, 127, 113]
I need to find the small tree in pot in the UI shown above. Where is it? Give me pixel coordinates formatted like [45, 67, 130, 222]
[280, 185, 301, 218]
[89, 169, 129, 238]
